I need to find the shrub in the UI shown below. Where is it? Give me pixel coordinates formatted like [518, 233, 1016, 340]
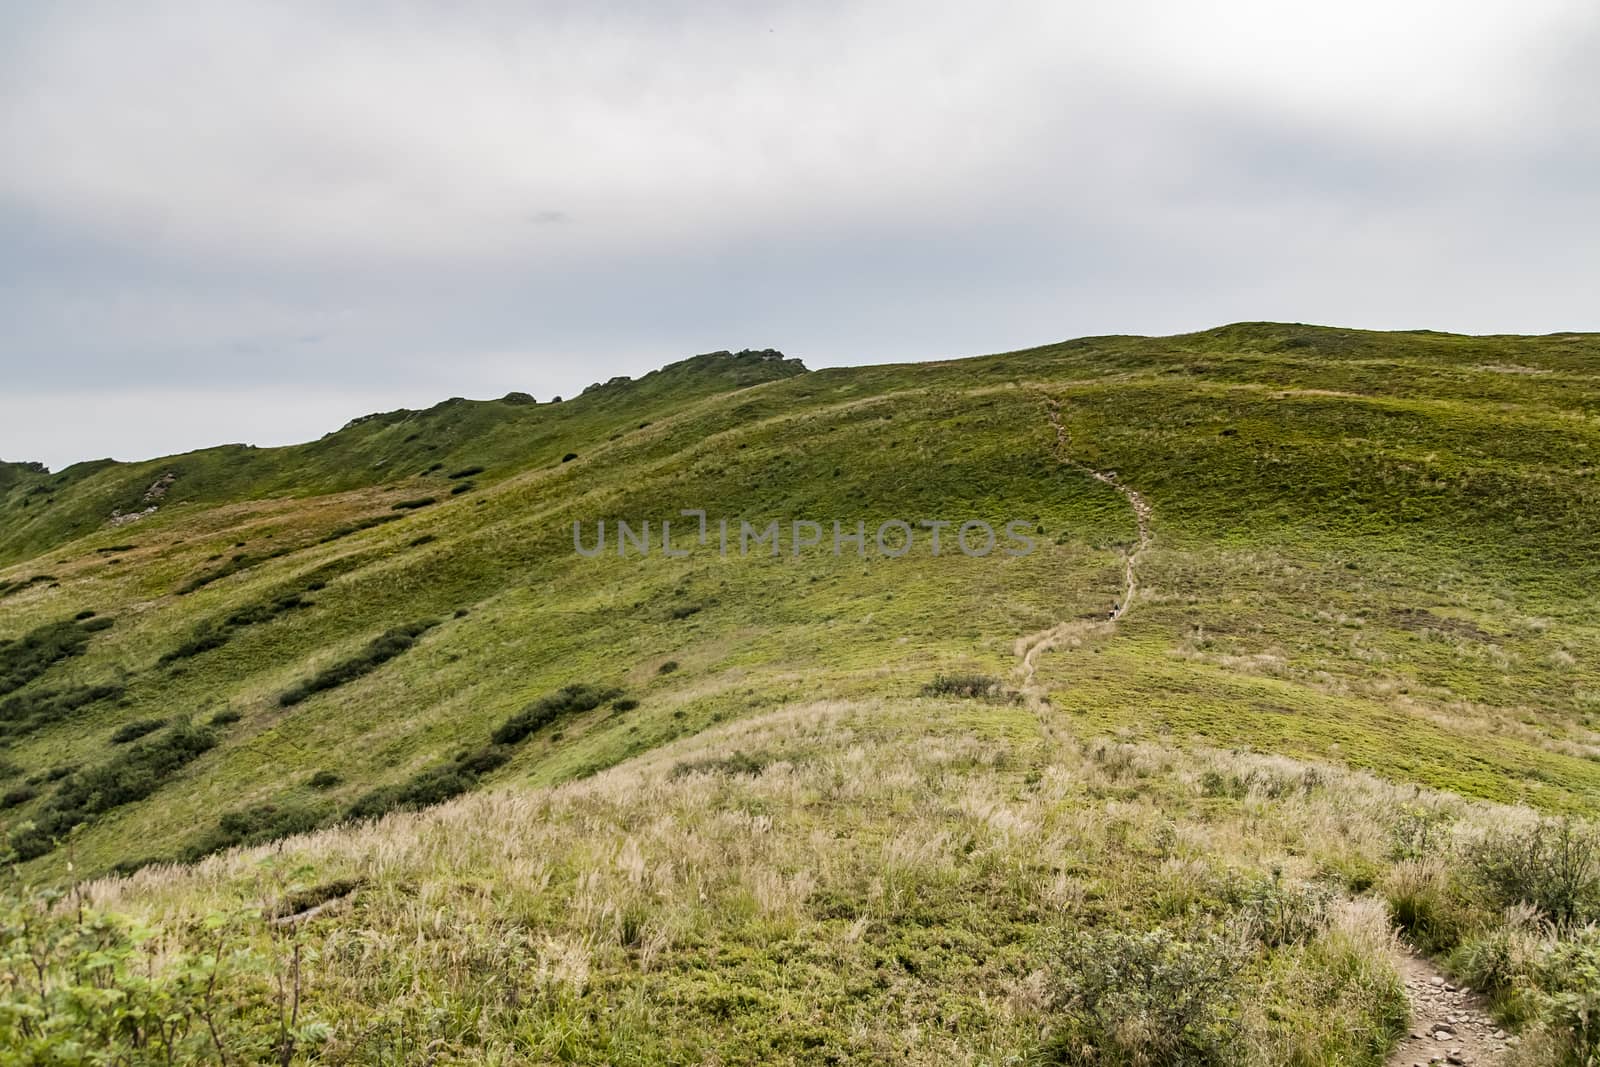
[0, 784, 37, 809]
[109, 718, 167, 744]
[0, 617, 110, 698]
[1383, 859, 1466, 953]
[1040, 923, 1250, 1065]
[308, 770, 342, 790]
[447, 465, 485, 479]
[181, 802, 329, 861]
[347, 767, 474, 821]
[0, 683, 125, 740]
[561, 452, 578, 463]
[318, 513, 403, 544]
[410, 534, 438, 546]
[921, 673, 1003, 699]
[492, 684, 623, 745]
[1468, 818, 1600, 924]
[9, 721, 218, 860]
[210, 709, 243, 726]
[161, 590, 312, 665]
[390, 497, 436, 511]
[450, 481, 475, 495]
[278, 619, 440, 707]
[669, 750, 771, 780]
[612, 697, 640, 712]
[669, 604, 701, 620]
[658, 660, 679, 675]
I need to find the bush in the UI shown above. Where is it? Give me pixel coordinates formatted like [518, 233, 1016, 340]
[492, 684, 622, 745]
[669, 750, 771, 780]
[0, 617, 110, 698]
[447, 465, 485, 479]
[612, 697, 640, 712]
[308, 770, 342, 790]
[1468, 818, 1600, 924]
[9, 721, 218, 860]
[181, 802, 329, 861]
[669, 604, 701, 620]
[921, 673, 1003, 699]
[657, 660, 679, 675]
[318, 513, 403, 544]
[210, 709, 242, 726]
[278, 619, 439, 707]
[390, 497, 436, 511]
[1383, 859, 1466, 953]
[561, 452, 578, 463]
[1040, 923, 1250, 1065]
[0, 784, 37, 810]
[450, 481, 475, 495]
[0, 683, 125, 740]
[109, 718, 167, 744]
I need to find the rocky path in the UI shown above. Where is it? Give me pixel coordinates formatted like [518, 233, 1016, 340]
[1388, 949, 1514, 1067]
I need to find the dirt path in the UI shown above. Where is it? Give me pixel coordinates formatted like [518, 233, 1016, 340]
[1014, 397, 1154, 703]
[1387, 949, 1512, 1066]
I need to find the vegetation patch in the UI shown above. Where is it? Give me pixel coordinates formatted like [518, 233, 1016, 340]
[109, 718, 167, 744]
[446, 465, 485, 480]
[491, 684, 622, 745]
[0, 616, 112, 698]
[921, 672, 1005, 699]
[160, 589, 313, 665]
[0, 683, 125, 740]
[181, 801, 330, 861]
[318, 513, 404, 544]
[390, 497, 436, 511]
[669, 750, 772, 780]
[277, 619, 440, 707]
[8, 720, 218, 860]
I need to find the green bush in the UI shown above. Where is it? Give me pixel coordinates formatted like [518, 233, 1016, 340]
[657, 660, 679, 675]
[0, 683, 125, 740]
[7, 721, 218, 860]
[612, 697, 640, 712]
[921, 673, 1003, 699]
[181, 802, 329, 861]
[0, 785, 36, 810]
[390, 497, 436, 511]
[161, 590, 313, 665]
[1468, 818, 1600, 924]
[669, 750, 771, 780]
[1039, 923, 1250, 1065]
[209, 709, 242, 726]
[318, 513, 403, 544]
[449, 481, 475, 495]
[447, 465, 485, 479]
[308, 770, 342, 790]
[492, 684, 622, 745]
[0, 617, 110, 698]
[109, 718, 167, 744]
[278, 620, 439, 707]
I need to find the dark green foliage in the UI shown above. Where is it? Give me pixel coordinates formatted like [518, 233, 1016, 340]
[109, 718, 167, 744]
[0, 784, 37, 809]
[1468, 818, 1600, 924]
[209, 709, 242, 726]
[8, 721, 218, 860]
[176, 544, 298, 593]
[180, 802, 329, 861]
[277, 619, 440, 707]
[0, 683, 124, 739]
[0, 616, 110, 698]
[612, 697, 640, 712]
[921, 673, 1003, 699]
[409, 534, 437, 547]
[390, 497, 436, 511]
[318, 513, 404, 544]
[447, 465, 485, 479]
[669, 750, 771, 780]
[1039, 924, 1249, 1065]
[0, 574, 56, 600]
[561, 452, 578, 463]
[669, 604, 701, 620]
[308, 770, 341, 790]
[449, 481, 475, 495]
[657, 661, 679, 674]
[346, 767, 471, 821]
[160, 590, 312, 665]
[491, 684, 622, 745]
[73, 609, 97, 620]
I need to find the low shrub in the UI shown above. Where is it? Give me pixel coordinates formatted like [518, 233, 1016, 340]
[669, 750, 771, 780]
[319, 513, 403, 544]
[561, 452, 578, 463]
[278, 619, 440, 707]
[669, 604, 701, 620]
[1467, 817, 1600, 924]
[657, 660, 679, 675]
[161, 590, 312, 665]
[9, 720, 218, 860]
[921, 673, 1003, 699]
[109, 718, 167, 744]
[0, 616, 111, 698]
[0, 784, 37, 809]
[1039, 922, 1250, 1065]
[210, 709, 243, 726]
[390, 497, 436, 511]
[181, 801, 329, 861]
[612, 697, 640, 712]
[492, 684, 622, 745]
[447, 465, 485, 479]
[450, 481, 475, 495]
[0, 683, 125, 739]
[308, 770, 342, 790]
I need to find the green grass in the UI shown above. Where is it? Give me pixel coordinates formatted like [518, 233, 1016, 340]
[2, 323, 1600, 1059]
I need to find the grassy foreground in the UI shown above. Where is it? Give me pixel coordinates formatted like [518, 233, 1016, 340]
[2, 324, 1600, 1062]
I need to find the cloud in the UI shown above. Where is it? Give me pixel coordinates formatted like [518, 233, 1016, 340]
[0, 1, 1596, 466]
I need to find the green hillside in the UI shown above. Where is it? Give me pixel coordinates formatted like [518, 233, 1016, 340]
[3, 324, 1599, 1064]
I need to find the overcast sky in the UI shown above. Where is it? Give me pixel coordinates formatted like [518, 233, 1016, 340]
[2, 2, 1597, 469]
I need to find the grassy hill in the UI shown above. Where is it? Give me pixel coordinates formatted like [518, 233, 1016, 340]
[2, 324, 1599, 1064]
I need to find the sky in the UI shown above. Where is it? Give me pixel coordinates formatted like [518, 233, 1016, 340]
[2, 1, 1597, 470]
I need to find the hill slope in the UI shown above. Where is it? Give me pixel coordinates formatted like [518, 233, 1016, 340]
[3, 324, 1599, 1064]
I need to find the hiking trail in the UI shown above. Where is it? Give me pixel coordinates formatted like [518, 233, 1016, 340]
[1014, 396, 1153, 705]
[1386, 948, 1512, 1066]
